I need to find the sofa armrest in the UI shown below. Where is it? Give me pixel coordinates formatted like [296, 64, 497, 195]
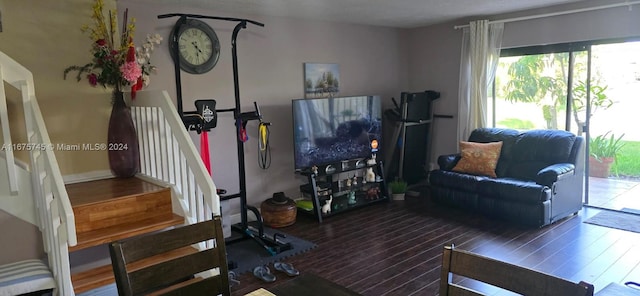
[437, 154, 461, 171]
[536, 163, 575, 186]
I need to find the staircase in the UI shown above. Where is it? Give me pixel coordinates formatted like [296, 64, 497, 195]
[66, 178, 185, 293]
[0, 51, 219, 295]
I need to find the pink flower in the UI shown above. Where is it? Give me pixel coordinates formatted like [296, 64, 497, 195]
[87, 73, 98, 86]
[119, 61, 142, 83]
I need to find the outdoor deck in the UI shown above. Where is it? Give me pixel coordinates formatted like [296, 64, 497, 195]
[588, 176, 640, 210]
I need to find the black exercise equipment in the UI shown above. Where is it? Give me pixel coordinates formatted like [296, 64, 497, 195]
[385, 90, 452, 185]
[158, 13, 291, 256]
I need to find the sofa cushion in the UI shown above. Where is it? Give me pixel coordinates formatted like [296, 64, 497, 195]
[468, 128, 520, 177]
[452, 141, 503, 178]
[429, 170, 488, 192]
[503, 129, 577, 179]
[478, 177, 551, 203]
[513, 129, 576, 163]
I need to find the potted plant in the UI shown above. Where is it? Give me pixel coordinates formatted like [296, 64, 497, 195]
[389, 179, 408, 201]
[589, 131, 625, 178]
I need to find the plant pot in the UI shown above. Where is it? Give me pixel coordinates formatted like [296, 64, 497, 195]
[392, 193, 405, 201]
[108, 91, 140, 178]
[589, 156, 614, 178]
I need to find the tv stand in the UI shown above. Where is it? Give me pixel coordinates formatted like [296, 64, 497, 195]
[297, 160, 388, 223]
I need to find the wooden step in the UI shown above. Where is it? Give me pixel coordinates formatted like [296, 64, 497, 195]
[69, 213, 185, 252]
[67, 178, 173, 233]
[72, 246, 199, 294]
[66, 177, 183, 251]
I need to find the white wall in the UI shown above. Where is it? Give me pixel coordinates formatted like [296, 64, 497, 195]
[117, 1, 408, 213]
[405, 0, 640, 165]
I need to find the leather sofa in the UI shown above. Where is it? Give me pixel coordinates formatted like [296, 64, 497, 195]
[428, 128, 585, 227]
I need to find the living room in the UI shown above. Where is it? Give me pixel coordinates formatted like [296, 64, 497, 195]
[1, 0, 640, 295]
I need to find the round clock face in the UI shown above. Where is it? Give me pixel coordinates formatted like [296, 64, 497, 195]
[170, 19, 220, 74]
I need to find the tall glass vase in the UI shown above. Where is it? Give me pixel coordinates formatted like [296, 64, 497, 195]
[108, 91, 140, 178]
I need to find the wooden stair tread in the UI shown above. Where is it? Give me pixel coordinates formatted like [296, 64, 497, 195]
[70, 214, 185, 252]
[72, 265, 113, 294]
[72, 246, 199, 294]
[66, 177, 167, 207]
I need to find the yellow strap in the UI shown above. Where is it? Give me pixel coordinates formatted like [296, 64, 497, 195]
[259, 123, 268, 150]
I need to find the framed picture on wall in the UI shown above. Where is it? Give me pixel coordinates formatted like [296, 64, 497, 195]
[304, 63, 340, 98]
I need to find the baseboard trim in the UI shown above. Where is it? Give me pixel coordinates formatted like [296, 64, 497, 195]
[63, 170, 113, 184]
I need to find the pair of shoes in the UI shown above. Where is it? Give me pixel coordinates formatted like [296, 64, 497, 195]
[228, 271, 240, 287]
[273, 262, 299, 277]
[253, 265, 276, 283]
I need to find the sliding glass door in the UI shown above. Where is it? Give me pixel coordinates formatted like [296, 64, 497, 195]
[586, 41, 640, 211]
[491, 40, 640, 209]
[490, 48, 588, 132]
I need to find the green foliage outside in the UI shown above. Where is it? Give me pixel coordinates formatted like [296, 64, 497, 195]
[499, 52, 612, 132]
[613, 141, 640, 177]
[589, 132, 625, 160]
[496, 118, 535, 130]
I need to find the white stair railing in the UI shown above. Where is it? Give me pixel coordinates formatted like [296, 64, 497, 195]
[131, 90, 220, 236]
[0, 51, 76, 295]
[0, 55, 20, 195]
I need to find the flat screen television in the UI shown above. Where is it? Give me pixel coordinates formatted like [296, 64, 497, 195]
[292, 95, 382, 171]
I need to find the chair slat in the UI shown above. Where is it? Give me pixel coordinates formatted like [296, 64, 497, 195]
[110, 216, 230, 296]
[160, 276, 222, 296]
[440, 245, 593, 296]
[129, 248, 219, 294]
[120, 220, 216, 263]
[448, 284, 484, 296]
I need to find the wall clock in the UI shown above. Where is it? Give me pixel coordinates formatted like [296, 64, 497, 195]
[169, 19, 221, 74]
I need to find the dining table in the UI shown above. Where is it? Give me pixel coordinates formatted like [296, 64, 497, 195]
[245, 273, 362, 296]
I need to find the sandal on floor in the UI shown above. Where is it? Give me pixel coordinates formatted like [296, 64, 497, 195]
[253, 265, 276, 283]
[273, 262, 299, 276]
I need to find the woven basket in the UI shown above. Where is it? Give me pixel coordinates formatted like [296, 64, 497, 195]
[261, 193, 297, 228]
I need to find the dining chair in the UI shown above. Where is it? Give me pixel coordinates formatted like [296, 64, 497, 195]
[439, 244, 594, 296]
[109, 216, 230, 296]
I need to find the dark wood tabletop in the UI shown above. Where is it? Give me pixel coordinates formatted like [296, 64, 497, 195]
[267, 273, 361, 296]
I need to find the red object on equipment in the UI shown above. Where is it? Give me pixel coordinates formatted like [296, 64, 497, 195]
[200, 131, 211, 175]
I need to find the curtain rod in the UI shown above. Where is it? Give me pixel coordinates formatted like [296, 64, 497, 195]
[454, 0, 640, 29]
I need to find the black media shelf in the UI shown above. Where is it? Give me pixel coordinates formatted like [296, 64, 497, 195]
[297, 160, 388, 222]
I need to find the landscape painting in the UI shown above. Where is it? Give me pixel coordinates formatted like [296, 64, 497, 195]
[304, 63, 340, 98]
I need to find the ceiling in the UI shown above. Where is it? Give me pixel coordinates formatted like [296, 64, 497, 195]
[142, 0, 588, 28]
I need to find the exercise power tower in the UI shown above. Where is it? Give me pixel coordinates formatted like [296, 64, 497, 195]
[158, 13, 292, 255]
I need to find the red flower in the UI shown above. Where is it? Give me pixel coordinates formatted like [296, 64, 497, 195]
[126, 38, 136, 63]
[87, 73, 98, 86]
[96, 39, 106, 46]
[135, 76, 143, 91]
[126, 45, 136, 63]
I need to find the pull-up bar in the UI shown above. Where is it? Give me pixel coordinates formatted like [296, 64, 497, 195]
[158, 14, 288, 256]
[157, 13, 264, 129]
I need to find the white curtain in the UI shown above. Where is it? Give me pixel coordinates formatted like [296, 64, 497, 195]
[457, 20, 504, 142]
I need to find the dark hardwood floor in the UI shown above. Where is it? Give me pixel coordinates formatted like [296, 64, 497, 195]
[230, 194, 640, 295]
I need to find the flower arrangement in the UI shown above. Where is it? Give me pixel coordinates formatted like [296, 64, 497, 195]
[63, 0, 161, 99]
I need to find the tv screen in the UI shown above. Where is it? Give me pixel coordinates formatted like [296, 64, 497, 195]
[292, 95, 382, 171]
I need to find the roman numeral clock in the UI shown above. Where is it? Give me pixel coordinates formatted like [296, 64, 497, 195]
[169, 19, 221, 74]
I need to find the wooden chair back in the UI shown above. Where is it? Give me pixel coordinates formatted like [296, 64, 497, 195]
[109, 216, 230, 296]
[439, 245, 593, 296]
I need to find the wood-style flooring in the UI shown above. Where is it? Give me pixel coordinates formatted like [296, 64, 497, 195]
[230, 195, 640, 296]
[588, 176, 640, 210]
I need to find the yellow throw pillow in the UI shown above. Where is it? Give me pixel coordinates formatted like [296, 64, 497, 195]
[452, 141, 503, 178]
